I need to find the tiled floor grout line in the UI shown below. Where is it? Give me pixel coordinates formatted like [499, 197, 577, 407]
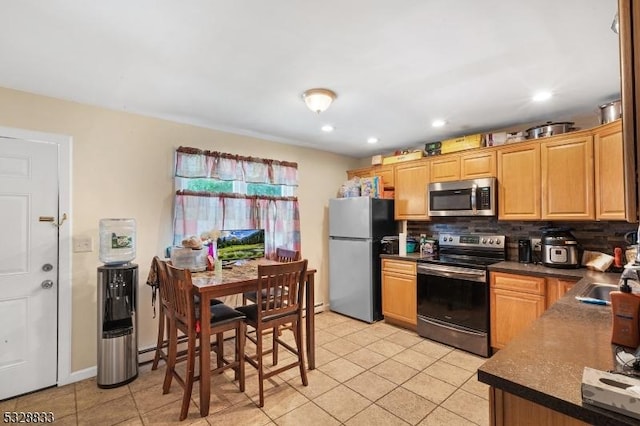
[265, 324, 484, 426]
[313, 320, 486, 425]
[4, 312, 489, 425]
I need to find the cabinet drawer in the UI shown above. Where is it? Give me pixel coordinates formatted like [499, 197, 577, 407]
[490, 272, 545, 295]
[382, 259, 417, 274]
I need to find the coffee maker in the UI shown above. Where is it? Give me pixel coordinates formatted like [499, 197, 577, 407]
[518, 239, 532, 263]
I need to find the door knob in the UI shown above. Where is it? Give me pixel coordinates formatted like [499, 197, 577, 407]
[41, 280, 54, 289]
[42, 263, 53, 272]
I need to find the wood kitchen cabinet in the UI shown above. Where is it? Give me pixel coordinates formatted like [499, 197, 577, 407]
[497, 142, 541, 220]
[490, 272, 546, 350]
[460, 150, 496, 179]
[394, 160, 429, 220]
[429, 155, 460, 182]
[429, 150, 496, 183]
[347, 165, 395, 189]
[490, 388, 589, 426]
[375, 165, 395, 189]
[545, 277, 578, 308]
[491, 272, 580, 350]
[381, 259, 417, 327]
[594, 120, 627, 220]
[541, 133, 594, 220]
[347, 167, 372, 180]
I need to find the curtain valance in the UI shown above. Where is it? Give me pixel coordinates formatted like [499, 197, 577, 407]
[175, 147, 298, 185]
[175, 190, 297, 202]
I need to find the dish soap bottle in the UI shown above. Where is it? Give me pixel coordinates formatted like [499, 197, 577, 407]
[610, 278, 640, 348]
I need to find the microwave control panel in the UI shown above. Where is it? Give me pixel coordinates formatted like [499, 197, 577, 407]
[478, 187, 491, 209]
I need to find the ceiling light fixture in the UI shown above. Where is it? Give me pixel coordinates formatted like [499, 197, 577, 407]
[321, 124, 334, 132]
[532, 91, 552, 102]
[302, 88, 337, 113]
[432, 119, 446, 127]
[367, 137, 379, 144]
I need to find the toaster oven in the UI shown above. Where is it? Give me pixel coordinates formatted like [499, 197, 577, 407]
[381, 236, 399, 254]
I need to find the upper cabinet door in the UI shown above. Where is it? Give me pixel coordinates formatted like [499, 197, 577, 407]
[461, 151, 496, 179]
[374, 165, 395, 189]
[429, 156, 460, 183]
[346, 168, 372, 180]
[541, 134, 595, 220]
[394, 161, 429, 220]
[497, 143, 541, 220]
[594, 121, 627, 220]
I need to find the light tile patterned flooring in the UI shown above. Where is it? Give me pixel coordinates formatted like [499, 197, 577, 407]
[0, 311, 490, 425]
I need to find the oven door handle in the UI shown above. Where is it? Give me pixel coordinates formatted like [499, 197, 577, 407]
[417, 264, 486, 282]
[419, 316, 487, 337]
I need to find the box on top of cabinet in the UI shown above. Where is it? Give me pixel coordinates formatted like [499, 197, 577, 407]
[441, 134, 484, 154]
[382, 151, 423, 165]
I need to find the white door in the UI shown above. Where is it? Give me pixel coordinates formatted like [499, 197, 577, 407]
[0, 138, 59, 400]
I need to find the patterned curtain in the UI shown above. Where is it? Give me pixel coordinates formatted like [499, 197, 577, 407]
[172, 148, 300, 260]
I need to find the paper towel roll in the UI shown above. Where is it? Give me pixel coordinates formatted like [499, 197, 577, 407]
[399, 233, 407, 256]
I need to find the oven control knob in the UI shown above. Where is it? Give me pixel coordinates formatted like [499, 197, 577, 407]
[489, 239, 494, 244]
[448, 236, 453, 242]
[482, 238, 487, 244]
[495, 239, 501, 245]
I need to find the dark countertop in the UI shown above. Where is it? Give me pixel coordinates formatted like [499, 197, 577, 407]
[380, 253, 421, 262]
[477, 271, 640, 425]
[489, 260, 588, 279]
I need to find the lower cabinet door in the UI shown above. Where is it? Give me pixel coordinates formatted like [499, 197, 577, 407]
[382, 270, 417, 325]
[490, 288, 545, 350]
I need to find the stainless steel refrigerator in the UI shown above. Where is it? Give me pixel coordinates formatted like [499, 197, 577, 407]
[329, 197, 396, 323]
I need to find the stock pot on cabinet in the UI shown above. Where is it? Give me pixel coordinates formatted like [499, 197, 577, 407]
[525, 121, 575, 139]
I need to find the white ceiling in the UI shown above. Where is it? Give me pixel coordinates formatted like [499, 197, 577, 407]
[0, 0, 621, 158]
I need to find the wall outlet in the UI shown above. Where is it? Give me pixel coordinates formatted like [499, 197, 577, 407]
[73, 236, 93, 253]
[531, 237, 542, 250]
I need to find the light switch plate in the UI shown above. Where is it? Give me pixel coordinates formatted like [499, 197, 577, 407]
[73, 236, 93, 252]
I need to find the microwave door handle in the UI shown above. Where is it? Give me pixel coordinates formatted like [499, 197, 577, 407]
[471, 184, 477, 215]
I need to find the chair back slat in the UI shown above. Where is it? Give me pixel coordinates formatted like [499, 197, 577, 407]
[166, 264, 197, 330]
[257, 260, 307, 321]
[275, 248, 301, 263]
[154, 256, 171, 310]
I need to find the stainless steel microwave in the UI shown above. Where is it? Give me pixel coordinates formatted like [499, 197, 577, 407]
[428, 177, 497, 216]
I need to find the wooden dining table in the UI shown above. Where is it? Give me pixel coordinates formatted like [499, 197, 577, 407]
[190, 258, 316, 417]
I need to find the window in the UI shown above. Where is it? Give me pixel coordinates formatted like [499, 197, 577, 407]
[172, 147, 300, 259]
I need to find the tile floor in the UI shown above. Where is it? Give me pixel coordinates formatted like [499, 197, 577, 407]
[0, 311, 490, 425]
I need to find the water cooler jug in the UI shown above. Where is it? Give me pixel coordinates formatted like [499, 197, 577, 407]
[97, 263, 138, 388]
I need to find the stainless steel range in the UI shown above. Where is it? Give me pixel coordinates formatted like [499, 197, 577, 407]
[416, 234, 506, 357]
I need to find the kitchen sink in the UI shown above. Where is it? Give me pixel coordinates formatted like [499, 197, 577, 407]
[578, 283, 619, 302]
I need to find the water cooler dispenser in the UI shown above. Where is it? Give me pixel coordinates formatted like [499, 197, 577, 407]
[97, 219, 138, 388]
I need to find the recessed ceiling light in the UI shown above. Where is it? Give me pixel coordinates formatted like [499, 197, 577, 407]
[432, 119, 446, 128]
[533, 91, 552, 102]
[367, 137, 379, 144]
[321, 124, 334, 132]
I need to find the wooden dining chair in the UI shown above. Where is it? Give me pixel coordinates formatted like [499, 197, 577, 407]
[242, 247, 300, 305]
[151, 257, 223, 370]
[162, 261, 246, 421]
[237, 259, 308, 407]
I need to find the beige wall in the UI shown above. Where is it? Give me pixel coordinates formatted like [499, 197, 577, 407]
[0, 87, 359, 372]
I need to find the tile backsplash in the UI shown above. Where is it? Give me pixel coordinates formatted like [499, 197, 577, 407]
[407, 217, 637, 261]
